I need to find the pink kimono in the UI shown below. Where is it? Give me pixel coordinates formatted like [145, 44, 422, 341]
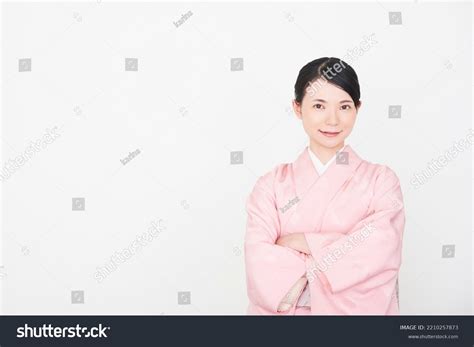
[244, 144, 405, 315]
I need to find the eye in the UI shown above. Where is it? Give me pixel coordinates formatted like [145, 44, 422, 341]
[341, 104, 352, 110]
[313, 103, 324, 109]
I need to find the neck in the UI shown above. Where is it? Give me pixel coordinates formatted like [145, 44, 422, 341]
[309, 141, 345, 165]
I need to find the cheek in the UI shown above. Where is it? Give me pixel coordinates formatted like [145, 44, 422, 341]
[302, 108, 325, 125]
[340, 112, 357, 128]
[301, 114, 322, 135]
[302, 116, 324, 133]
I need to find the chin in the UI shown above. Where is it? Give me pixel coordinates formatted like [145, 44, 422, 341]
[314, 137, 343, 148]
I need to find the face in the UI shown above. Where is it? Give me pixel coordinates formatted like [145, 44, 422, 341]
[292, 78, 361, 150]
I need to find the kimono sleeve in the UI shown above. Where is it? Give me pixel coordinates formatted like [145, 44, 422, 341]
[244, 173, 307, 313]
[304, 166, 405, 294]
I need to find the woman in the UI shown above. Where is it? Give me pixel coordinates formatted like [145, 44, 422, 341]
[244, 57, 405, 315]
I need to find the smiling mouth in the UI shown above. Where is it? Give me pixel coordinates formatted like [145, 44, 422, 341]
[319, 130, 342, 137]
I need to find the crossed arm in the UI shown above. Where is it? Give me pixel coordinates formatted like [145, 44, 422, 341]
[276, 233, 311, 254]
[274, 234, 311, 311]
[245, 166, 405, 314]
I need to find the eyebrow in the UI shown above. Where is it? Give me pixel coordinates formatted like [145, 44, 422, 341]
[312, 98, 353, 103]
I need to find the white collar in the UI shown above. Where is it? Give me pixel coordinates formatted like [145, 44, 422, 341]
[308, 144, 347, 175]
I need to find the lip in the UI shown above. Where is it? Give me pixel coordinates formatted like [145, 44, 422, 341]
[319, 130, 342, 137]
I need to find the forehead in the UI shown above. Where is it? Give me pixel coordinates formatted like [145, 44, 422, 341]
[305, 79, 351, 101]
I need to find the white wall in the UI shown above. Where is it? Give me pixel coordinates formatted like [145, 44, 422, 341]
[0, 1, 472, 314]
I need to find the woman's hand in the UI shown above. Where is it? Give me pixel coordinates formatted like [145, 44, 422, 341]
[277, 276, 308, 312]
[276, 233, 311, 254]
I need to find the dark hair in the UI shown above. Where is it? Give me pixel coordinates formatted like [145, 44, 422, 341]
[294, 57, 361, 107]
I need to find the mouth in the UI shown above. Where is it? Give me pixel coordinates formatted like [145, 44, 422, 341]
[319, 130, 342, 137]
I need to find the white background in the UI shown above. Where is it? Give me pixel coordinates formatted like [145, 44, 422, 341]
[1, 1, 472, 314]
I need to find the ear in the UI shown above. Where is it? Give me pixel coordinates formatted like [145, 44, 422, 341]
[356, 100, 362, 112]
[292, 99, 302, 120]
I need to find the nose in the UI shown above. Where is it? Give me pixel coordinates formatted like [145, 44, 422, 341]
[325, 108, 339, 126]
